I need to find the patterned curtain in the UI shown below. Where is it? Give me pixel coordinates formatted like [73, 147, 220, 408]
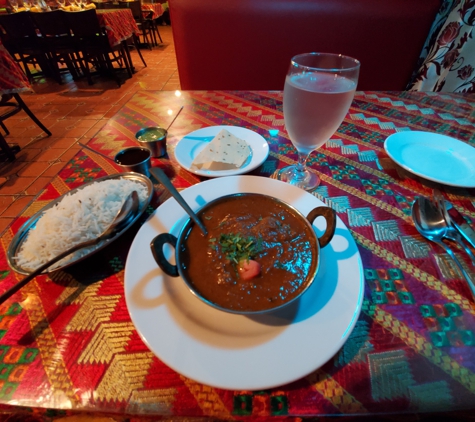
[407, 0, 475, 93]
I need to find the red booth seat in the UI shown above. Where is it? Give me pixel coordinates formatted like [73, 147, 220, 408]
[169, 0, 441, 91]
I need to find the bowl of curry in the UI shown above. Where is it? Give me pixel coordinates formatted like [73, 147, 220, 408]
[150, 193, 336, 314]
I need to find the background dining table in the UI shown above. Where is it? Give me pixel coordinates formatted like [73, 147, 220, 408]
[141, 1, 163, 20]
[96, 8, 141, 48]
[0, 90, 474, 421]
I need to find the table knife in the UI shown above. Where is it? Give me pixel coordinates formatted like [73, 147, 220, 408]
[446, 202, 475, 250]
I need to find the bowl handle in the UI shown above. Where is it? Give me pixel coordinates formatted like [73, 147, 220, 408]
[306, 207, 337, 248]
[150, 233, 179, 277]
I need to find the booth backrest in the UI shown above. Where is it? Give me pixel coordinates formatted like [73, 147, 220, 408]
[169, 0, 441, 91]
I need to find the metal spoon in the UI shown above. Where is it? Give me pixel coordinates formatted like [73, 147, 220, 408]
[0, 191, 140, 305]
[150, 167, 208, 235]
[412, 197, 475, 299]
[165, 106, 184, 131]
[78, 142, 115, 162]
[414, 196, 475, 267]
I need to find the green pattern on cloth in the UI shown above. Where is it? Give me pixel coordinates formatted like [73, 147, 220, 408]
[369, 349, 416, 401]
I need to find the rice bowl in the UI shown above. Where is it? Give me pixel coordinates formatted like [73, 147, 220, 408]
[7, 173, 154, 275]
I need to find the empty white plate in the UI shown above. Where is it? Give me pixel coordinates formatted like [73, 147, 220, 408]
[384, 131, 475, 188]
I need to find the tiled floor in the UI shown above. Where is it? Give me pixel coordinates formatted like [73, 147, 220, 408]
[0, 25, 180, 234]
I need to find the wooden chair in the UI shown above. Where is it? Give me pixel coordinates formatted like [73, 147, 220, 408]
[29, 10, 83, 84]
[0, 12, 50, 82]
[118, 1, 155, 50]
[0, 93, 52, 162]
[93, 0, 114, 9]
[63, 8, 133, 86]
[146, 10, 163, 45]
[141, 2, 163, 45]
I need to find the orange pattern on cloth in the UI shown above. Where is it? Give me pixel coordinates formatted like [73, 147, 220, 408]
[0, 40, 32, 95]
[96, 8, 140, 47]
[141, 2, 163, 20]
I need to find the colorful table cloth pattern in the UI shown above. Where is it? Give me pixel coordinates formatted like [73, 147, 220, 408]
[141, 2, 163, 20]
[0, 91, 474, 420]
[0, 40, 32, 95]
[96, 8, 140, 47]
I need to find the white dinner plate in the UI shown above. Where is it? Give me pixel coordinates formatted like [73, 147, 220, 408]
[384, 131, 475, 188]
[124, 176, 364, 390]
[174, 125, 270, 177]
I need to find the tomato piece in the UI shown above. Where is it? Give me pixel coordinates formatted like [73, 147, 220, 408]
[238, 259, 261, 280]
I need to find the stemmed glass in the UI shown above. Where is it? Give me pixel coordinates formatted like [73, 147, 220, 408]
[8, 0, 19, 11]
[37, 0, 50, 11]
[278, 52, 360, 191]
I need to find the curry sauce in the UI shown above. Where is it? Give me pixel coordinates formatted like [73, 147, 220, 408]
[180, 194, 318, 312]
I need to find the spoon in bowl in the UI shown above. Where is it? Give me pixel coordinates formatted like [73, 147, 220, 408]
[165, 106, 184, 131]
[150, 167, 208, 235]
[78, 142, 115, 162]
[412, 197, 475, 299]
[0, 191, 140, 305]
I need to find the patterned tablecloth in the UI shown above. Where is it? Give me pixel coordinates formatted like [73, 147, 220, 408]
[96, 8, 140, 47]
[141, 2, 163, 20]
[0, 40, 32, 95]
[0, 90, 475, 421]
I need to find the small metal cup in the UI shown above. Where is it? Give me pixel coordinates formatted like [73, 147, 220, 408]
[135, 127, 167, 158]
[114, 147, 151, 177]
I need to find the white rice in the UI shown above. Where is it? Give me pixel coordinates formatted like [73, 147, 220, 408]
[15, 178, 149, 272]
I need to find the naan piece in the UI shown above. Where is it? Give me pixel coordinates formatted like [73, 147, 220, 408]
[191, 129, 251, 171]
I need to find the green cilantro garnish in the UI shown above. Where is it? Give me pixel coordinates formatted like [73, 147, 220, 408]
[210, 233, 263, 264]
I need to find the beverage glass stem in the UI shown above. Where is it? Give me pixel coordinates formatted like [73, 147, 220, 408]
[295, 152, 309, 179]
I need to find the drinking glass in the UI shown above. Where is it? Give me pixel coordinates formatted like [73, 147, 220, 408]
[9, 0, 19, 11]
[278, 52, 360, 191]
[38, 0, 49, 11]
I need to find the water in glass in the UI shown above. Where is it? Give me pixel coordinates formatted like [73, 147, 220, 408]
[278, 53, 360, 191]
